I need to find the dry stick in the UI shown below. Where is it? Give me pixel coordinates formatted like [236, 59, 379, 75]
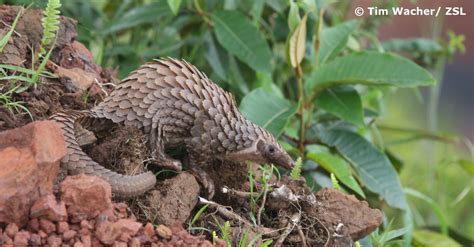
[221, 186, 259, 198]
[274, 212, 302, 247]
[198, 197, 280, 238]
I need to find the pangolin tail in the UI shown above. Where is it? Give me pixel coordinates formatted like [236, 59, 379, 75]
[50, 111, 157, 197]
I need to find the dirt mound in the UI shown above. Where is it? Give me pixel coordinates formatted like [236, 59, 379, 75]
[0, 5, 382, 246]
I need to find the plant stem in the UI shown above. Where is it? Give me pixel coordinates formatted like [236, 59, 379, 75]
[295, 65, 305, 155]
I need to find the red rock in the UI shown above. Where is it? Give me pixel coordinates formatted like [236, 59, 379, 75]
[38, 230, 47, 239]
[4, 223, 18, 237]
[129, 237, 140, 247]
[13, 230, 30, 246]
[0, 121, 66, 226]
[39, 219, 56, 234]
[60, 174, 112, 221]
[95, 219, 142, 245]
[80, 219, 94, 230]
[73, 242, 85, 247]
[27, 218, 40, 232]
[143, 223, 155, 238]
[47, 234, 62, 247]
[81, 235, 91, 246]
[30, 233, 41, 245]
[63, 230, 76, 241]
[91, 237, 103, 247]
[57, 221, 69, 233]
[113, 241, 128, 247]
[1, 234, 13, 245]
[30, 194, 67, 222]
[155, 225, 172, 239]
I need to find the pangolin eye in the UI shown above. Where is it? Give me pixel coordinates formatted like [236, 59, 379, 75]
[268, 145, 275, 153]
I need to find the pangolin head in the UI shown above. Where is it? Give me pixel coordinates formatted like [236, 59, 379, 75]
[255, 133, 295, 170]
[227, 123, 295, 170]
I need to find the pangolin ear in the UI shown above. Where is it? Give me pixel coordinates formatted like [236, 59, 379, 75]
[256, 139, 265, 152]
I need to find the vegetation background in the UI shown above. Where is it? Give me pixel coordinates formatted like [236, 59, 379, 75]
[0, 0, 472, 246]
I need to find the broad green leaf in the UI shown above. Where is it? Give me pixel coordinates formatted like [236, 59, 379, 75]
[412, 230, 461, 247]
[306, 51, 435, 94]
[288, 14, 307, 68]
[104, 3, 170, 34]
[212, 11, 272, 73]
[205, 32, 227, 80]
[458, 159, 474, 176]
[167, 0, 182, 15]
[306, 148, 365, 198]
[318, 20, 359, 64]
[318, 129, 408, 210]
[314, 86, 364, 125]
[287, 1, 300, 31]
[240, 88, 297, 137]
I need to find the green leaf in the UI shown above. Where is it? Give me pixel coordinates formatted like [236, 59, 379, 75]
[458, 159, 474, 176]
[104, 3, 170, 34]
[0, 8, 23, 52]
[318, 129, 407, 210]
[318, 20, 360, 64]
[212, 11, 272, 73]
[288, 14, 307, 68]
[167, 0, 182, 15]
[306, 149, 365, 198]
[240, 88, 297, 137]
[314, 86, 364, 125]
[205, 33, 227, 80]
[287, 1, 300, 31]
[412, 230, 461, 247]
[306, 51, 435, 94]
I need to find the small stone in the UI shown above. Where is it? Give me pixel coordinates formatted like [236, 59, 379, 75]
[96, 219, 142, 245]
[5, 223, 19, 237]
[30, 233, 42, 245]
[39, 219, 56, 234]
[63, 230, 77, 241]
[13, 230, 30, 246]
[30, 194, 67, 222]
[80, 220, 93, 230]
[73, 242, 85, 247]
[1, 234, 13, 245]
[91, 237, 103, 247]
[155, 225, 172, 239]
[113, 241, 128, 247]
[38, 230, 48, 239]
[129, 237, 140, 247]
[57, 221, 69, 233]
[47, 234, 62, 247]
[81, 235, 91, 246]
[143, 223, 155, 238]
[27, 218, 40, 232]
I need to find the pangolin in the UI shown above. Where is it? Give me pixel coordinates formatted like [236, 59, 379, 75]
[51, 58, 295, 198]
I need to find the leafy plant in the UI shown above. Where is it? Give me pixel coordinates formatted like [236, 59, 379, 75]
[290, 157, 302, 179]
[39, 0, 61, 55]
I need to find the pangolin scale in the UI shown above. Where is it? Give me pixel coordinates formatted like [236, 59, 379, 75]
[51, 58, 294, 197]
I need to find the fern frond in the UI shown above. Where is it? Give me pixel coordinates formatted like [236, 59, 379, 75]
[290, 157, 302, 179]
[40, 0, 61, 55]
